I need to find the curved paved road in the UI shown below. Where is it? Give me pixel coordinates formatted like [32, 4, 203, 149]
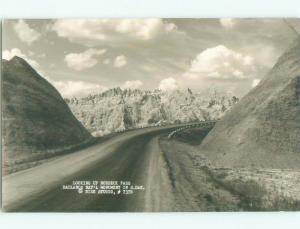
[2, 125, 182, 212]
[3, 122, 217, 212]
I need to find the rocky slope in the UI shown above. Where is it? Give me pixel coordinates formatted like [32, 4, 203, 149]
[2, 57, 93, 172]
[200, 38, 300, 169]
[66, 88, 239, 136]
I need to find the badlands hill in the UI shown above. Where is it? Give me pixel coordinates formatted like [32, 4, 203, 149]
[66, 88, 239, 136]
[2, 56, 93, 169]
[200, 38, 300, 169]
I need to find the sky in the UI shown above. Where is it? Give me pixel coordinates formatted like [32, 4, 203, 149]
[2, 18, 300, 98]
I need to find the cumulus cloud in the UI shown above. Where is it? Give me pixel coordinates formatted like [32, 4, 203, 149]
[2, 48, 40, 69]
[252, 78, 261, 88]
[219, 18, 237, 28]
[52, 80, 107, 97]
[64, 48, 106, 71]
[14, 20, 41, 45]
[184, 45, 256, 80]
[158, 77, 178, 91]
[52, 19, 177, 45]
[114, 55, 127, 68]
[122, 80, 143, 89]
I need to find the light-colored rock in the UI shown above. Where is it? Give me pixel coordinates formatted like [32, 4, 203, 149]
[66, 87, 239, 136]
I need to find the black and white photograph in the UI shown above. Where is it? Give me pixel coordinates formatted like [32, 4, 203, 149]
[1, 18, 300, 212]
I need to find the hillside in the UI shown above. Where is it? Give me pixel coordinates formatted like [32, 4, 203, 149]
[66, 88, 239, 136]
[2, 56, 93, 173]
[200, 38, 300, 169]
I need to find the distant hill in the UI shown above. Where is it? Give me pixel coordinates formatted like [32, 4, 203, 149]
[66, 88, 239, 136]
[200, 38, 300, 169]
[2, 56, 93, 172]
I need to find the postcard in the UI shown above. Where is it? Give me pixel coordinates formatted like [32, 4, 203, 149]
[2, 18, 300, 212]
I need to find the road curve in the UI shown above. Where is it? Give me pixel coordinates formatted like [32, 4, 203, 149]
[2, 124, 186, 212]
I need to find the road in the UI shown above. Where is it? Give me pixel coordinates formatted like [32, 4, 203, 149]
[3, 124, 203, 212]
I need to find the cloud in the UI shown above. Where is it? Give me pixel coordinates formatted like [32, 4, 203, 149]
[122, 80, 143, 89]
[158, 77, 178, 91]
[114, 55, 127, 68]
[52, 80, 107, 97]
[52, 19, 177, 45]
[2, 48, 40, 69]
[184, 45, 256, 80]
[14, 20, 41, 45]
[252, 78, 261, 88]
[64, 48, 106, 71]
[219, 18, 237, 28]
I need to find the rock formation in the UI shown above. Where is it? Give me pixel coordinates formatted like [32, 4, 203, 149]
[200, 38, 300, 169]
[2, 56, 93, 169]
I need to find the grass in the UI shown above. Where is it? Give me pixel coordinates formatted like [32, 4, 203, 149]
[208, 168, 300, 211]
[3, 137, 100, 175]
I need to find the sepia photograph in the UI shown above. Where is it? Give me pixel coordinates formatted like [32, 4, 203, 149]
[1, 18, 300, 212]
